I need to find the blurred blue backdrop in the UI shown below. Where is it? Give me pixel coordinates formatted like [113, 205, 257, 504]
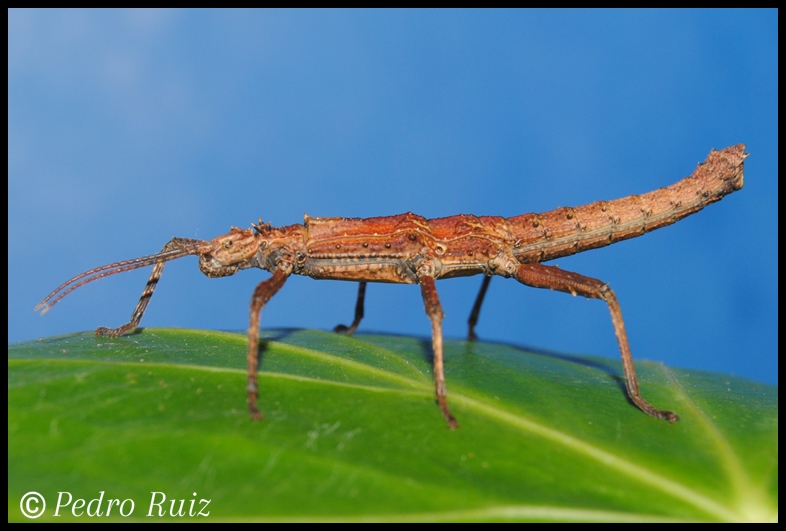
[9, 9, 777, 385]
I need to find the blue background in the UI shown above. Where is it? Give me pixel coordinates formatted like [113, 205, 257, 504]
[9, 9, 777, 385]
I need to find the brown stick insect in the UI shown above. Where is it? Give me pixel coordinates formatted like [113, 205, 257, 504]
[36, 145, 747, 429]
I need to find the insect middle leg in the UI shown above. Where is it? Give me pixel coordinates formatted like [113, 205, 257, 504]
[336, 278, 494, 342]
[419, 275, 459, 429]
[334, 281, 366, 335]
[509, 262, 678, 423]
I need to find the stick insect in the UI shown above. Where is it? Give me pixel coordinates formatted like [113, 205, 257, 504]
[36, 145, 747, 429]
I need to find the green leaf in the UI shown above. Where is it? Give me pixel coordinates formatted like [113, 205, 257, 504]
[8, 329, 777, 522]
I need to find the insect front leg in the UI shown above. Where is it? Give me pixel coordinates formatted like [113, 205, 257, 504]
[507, 261, 678, 423]
[247, 268, 289, 420]
[95, 238, 205, 337]
[334, 281, 366, 335]
[419, 275, 459, 429]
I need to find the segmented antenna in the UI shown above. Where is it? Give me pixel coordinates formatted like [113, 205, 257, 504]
[35, 243, 205, 315]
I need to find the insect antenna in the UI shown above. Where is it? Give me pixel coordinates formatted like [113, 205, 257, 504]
[35, 242, 206, 315]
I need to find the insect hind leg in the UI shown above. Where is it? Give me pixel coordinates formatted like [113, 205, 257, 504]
[467, 276, 491, 342]
[506, 261, 678, 423]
